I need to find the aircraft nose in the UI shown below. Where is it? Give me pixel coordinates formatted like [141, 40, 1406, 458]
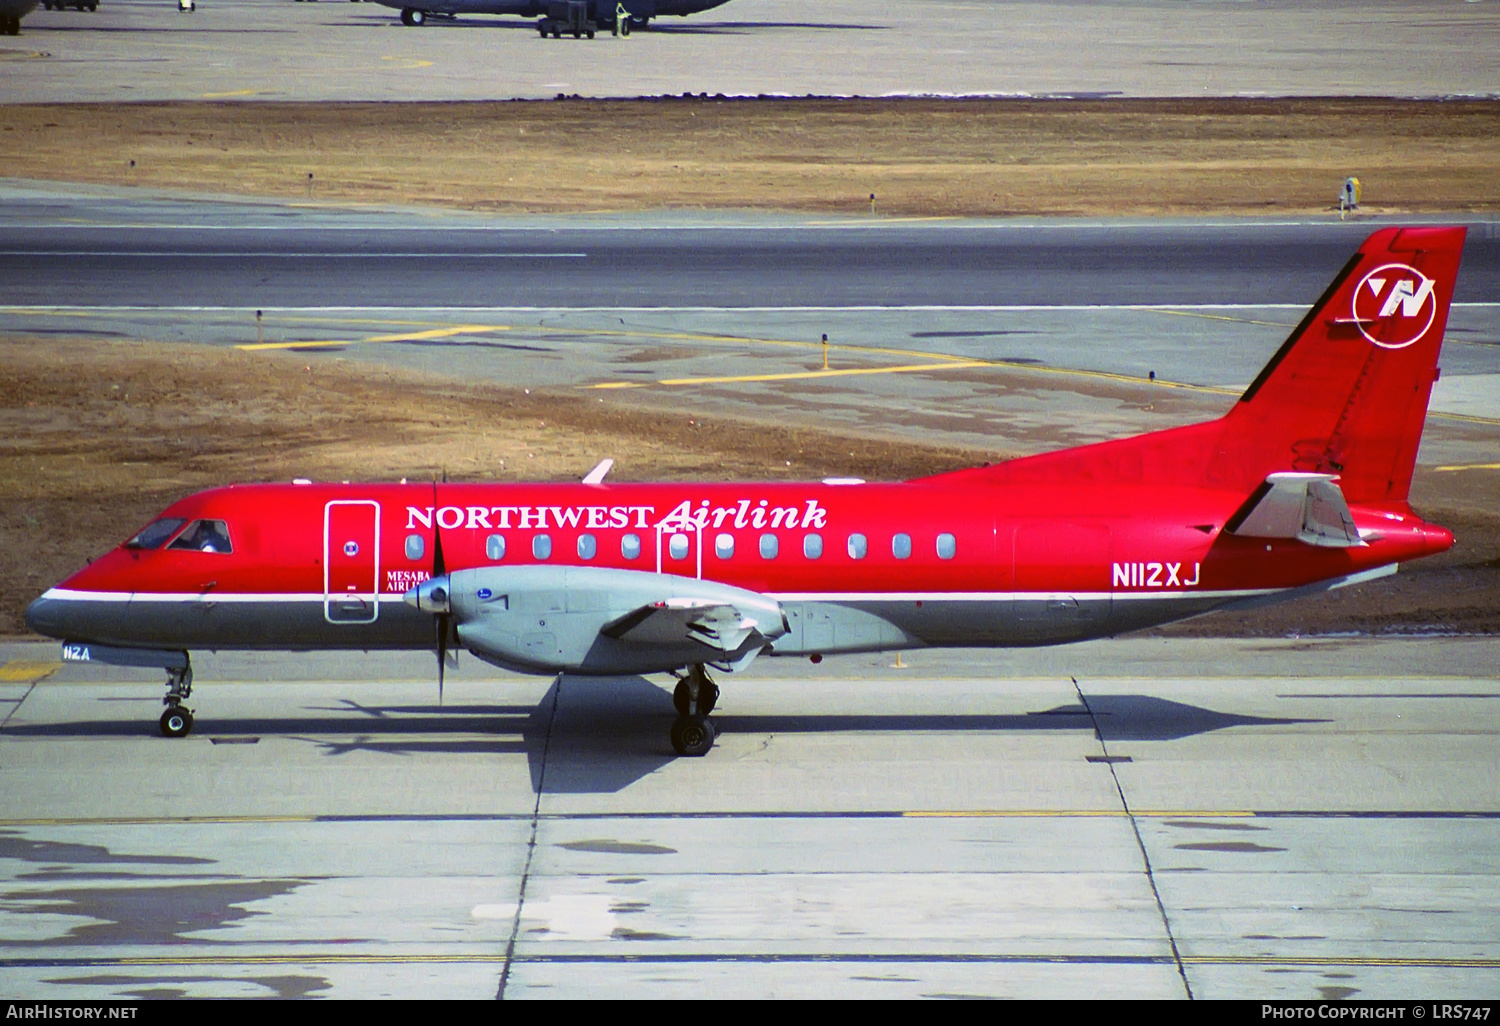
[24, 595, 62, 638]
[404, 577, 451, 615]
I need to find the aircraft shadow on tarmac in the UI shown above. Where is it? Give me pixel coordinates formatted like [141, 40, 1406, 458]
[644, 21, 888, 33]
[334, 18, 888, 32]
[28, 26, 293, 34]
[9, 679, 1325, 795]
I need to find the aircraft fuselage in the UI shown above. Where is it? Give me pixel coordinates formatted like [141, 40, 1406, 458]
[27, 476, 1449, 676]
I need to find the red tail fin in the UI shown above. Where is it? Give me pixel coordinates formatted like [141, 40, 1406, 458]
[938, 226, 1466, 504]
[1215, 226, 1465, 503]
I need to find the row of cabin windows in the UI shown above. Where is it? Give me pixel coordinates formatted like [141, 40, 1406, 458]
[405, 531, 958, 562]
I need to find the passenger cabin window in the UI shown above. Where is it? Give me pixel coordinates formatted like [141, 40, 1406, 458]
[715, 533, 734, 559]
[125, 518, 186, 550]
[759, 533, 779, 559]
[668, 533, 689, 560]
[486, 534, 506, 561]
[405, 534, 426, 561]
[532, 534, 552, 560]
[937, 533, 957, 559]
[621, 534, 642, 560]
[848, 533, 867, 559]
[167, 519, 232, 554]
[892, 533, 912, 560]
[803, 533, 824, 559]
[577, 534, 597, 560]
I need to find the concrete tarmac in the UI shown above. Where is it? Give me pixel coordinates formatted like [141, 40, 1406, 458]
[4, 0, 1499, 102]
[0, 637, 1496, 999]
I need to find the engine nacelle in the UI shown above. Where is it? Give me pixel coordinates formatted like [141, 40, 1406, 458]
[425, 565, 786, 676]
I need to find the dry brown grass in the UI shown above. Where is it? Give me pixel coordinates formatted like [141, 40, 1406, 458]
[2, 98, 1497, 215]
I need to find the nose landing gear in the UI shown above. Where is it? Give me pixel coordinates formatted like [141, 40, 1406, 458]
[159, 664, 194, 738]
[670, 663, 718, 757]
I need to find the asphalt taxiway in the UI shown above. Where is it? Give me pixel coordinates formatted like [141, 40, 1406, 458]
[0, 637, 1496, 999]
[2, 182, 1498, 460]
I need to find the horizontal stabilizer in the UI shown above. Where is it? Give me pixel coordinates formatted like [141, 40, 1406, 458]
[603, 598, 768, 653]
[1226, 472, 1363, 548]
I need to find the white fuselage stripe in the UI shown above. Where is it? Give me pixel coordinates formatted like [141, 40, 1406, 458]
[42, 587, 1273, 603]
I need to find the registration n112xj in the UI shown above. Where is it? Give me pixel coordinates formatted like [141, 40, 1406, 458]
[27, 227, 1465, 755]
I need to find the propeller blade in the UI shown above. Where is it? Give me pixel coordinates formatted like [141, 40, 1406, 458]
[436, 612, 448, 706]
[431, 483, 447, 579]
[431, 478, 448, 704]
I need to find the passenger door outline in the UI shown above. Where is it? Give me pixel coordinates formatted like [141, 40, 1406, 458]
[324, 500, 381, 624]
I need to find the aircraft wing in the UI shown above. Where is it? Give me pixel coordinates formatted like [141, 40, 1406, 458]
[1226, 472, 1363, 548]
[603, 598, 768, 653]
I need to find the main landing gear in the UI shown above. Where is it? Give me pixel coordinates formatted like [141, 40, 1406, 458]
[159, 663, 194, 738]
[670, 663, 719, 757]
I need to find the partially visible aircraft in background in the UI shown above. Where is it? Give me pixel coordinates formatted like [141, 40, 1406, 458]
[368, 0, 731, 31]
[0, 0, 38, 35]
[26, 227, 1468, 757]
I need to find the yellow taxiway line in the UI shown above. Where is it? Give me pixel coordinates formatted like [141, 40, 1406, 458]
[236, 324, 513, 351]
[0, 661, 60, 682]
[588, 361, 991, 389]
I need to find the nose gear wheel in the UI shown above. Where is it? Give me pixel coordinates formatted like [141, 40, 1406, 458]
[159, 664, 194, 738]
[670, 715, 715, 757]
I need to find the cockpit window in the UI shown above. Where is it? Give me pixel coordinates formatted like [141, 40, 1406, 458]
[125, 518, 186, 550]
[167, 519, 233, 554]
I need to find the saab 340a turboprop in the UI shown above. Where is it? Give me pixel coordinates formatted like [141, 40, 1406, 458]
[26, 227, 1466, 755]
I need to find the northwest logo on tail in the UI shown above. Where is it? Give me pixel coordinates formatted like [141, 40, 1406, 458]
[1353, 262, 1437, 349]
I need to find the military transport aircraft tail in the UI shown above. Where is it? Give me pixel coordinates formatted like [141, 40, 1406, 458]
[937, 225, 1466, 509]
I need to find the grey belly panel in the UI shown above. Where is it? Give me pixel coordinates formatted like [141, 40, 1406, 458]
[774, 595, 1235, 652]
[34, 598, 432, 651]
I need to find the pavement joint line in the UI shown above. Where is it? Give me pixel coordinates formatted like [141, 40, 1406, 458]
[1072, 675, 1193, 999]
[497, 673, 562, 1001]
[0, 954, 1492, 969]
[0, 683, 35, 733]
[0, 810, 1496, 828]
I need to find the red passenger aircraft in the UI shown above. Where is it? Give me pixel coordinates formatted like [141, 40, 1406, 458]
[27, 226, 1466, 755]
